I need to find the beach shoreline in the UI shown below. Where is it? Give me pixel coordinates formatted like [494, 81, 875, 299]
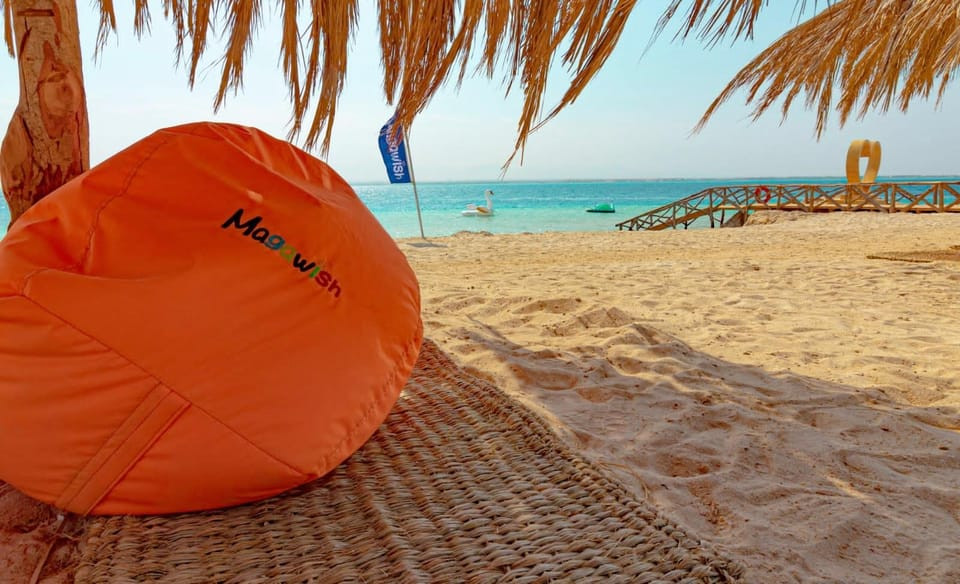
[400, 211, 960, 583]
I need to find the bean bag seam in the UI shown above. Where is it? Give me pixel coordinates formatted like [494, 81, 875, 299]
[68, 387, 190, 515]
[14, 137, 170, 293]
[76, 136, 170, 274]
[14, 292, 310, 479]
[55, 380, 166, 507]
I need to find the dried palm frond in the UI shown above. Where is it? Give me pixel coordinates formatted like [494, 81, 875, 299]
[656, 0, 768, 47]
[1, 0, 13, 58]
[696, 0, 960, 136]
[2, 0, 798, 161]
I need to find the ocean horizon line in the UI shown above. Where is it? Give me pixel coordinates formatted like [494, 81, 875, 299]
[349, 174, 960, 186]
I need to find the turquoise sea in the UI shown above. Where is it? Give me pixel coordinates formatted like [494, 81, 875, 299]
[1, 176, 957, 239]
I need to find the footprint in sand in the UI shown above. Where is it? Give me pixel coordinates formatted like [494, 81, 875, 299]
[689, 481, 729, 528]
[656, 452, 716, 478]
[513, 297, 581, 315]
[723, 295, 744, 306]
[549, 307, 637, 336]
[437, 295, 489, 312]
[576, 386, 616, 403]
[507, 360, 580, 390]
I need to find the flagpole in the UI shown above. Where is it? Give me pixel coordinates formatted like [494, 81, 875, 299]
[401, 124, 426, 240]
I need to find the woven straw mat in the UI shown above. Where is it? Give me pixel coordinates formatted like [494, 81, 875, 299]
[76, 339, 743, 583]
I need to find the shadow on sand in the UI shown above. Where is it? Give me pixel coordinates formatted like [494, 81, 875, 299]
[437, 317, 960, 584]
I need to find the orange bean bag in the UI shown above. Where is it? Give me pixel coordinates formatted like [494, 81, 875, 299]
[0, 122, 422, 515]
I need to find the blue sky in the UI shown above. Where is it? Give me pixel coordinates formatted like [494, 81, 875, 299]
[1, 2, 958, 183]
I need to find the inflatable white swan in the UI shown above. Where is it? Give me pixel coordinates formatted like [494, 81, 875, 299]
[462, 189, 494, 216]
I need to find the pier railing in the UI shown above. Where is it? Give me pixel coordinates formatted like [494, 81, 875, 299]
[615, 181, 960, 231]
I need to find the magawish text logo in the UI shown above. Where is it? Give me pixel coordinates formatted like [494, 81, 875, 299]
[222, 209, 342, 298]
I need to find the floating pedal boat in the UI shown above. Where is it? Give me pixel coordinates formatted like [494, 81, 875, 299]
[586, 203, 615, 213]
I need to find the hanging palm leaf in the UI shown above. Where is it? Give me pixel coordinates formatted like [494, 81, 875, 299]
[695, 0, 960, 135]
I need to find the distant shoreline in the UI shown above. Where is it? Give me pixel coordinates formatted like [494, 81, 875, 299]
[350, 174, 960, 186]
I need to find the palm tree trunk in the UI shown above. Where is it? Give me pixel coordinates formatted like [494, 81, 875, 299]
[1, 0, 88, 227]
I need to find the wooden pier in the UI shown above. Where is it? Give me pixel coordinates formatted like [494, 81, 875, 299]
[615, 181, 960, 231]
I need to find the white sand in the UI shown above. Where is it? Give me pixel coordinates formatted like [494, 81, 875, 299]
[400, 212, 960, 584]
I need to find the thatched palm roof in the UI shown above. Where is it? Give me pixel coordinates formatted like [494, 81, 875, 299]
[696, 0, 960, 136]
[3, 1, 951, 159]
